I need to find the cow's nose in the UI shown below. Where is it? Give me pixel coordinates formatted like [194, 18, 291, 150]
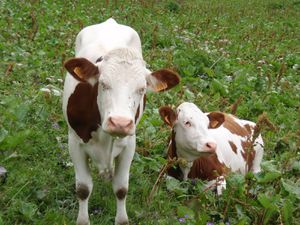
[108, 116, 134, 136]
[205, 142, 217, 153]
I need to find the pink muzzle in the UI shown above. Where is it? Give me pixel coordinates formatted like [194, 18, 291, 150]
[107, 116, 134, 136]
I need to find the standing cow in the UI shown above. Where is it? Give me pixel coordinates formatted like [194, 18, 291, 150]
[63, 18, 180, 225]
[159, 102, 263, 193]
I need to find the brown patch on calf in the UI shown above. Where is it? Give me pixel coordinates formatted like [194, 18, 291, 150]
[222, 114, 249, 137]
[244, 124, 253, 133]
[188, 155, 228, 180]
[67, 82, 101, 143]
[76, 183, 89, 200]
[116, 187, 127, 200]
[228, 141, 237, 154]
[241, 140, 256, 171]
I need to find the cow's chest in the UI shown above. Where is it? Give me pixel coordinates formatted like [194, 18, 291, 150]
[79, 128, 130, 177]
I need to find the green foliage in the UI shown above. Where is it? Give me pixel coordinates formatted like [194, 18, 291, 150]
[0, 0, 299, 224]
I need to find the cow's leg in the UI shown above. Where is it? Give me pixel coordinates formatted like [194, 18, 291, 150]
[252, 135, 264, 173]
[205, 176, 226, 195]
[179, 162, 193, 181]
[69, 133, 93, 225]
[216, 176, 226, 195]
[112, 138, 135, 225]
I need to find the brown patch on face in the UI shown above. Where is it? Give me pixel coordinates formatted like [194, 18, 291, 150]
[76, 183, 90, 200]
[151, 69, 180, 92]
[241, 140, 256, 171]
[135, 105, 140, 123]
[228, 141, 237, 154]
[116, 187, 127, 200]
[67, 82, 101, 143]
[223, 114, 249, 137]
[188, 155, 228, 180]
[135, 94, 147, 123]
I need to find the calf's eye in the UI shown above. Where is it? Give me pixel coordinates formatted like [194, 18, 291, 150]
[100, 82, 111, 90]
[184, 121, 191, 127]
[137, 87, 146, 95]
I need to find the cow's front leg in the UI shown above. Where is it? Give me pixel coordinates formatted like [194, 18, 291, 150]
[69, 136, 93, 225]
[112, 140, 135, 225]
[180, 161, 193, 181]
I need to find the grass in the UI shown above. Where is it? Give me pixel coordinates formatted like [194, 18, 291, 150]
[0, 0, 299, 224]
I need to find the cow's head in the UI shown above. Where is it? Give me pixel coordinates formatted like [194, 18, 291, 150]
[159, 102, 225, 156]
[65, 48, 180, 137]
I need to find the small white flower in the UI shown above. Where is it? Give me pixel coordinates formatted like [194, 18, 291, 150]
[65, 162, 73, 167]
[257, 60, 266, 64]
[292, 64, 299, 70]
[40, 88, 51, 93]
[52, 89, 61, 96]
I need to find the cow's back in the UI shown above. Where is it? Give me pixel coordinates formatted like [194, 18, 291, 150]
[208, 115, 263, 174]
[75, 18, 142, 59]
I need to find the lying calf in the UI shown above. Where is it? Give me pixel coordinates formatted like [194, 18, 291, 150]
[159, 102, 263, 193]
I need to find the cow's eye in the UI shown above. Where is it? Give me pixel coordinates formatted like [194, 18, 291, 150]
[184, 121, 191, 127]
[100, 82, 111, 90]
[137, 87, 146, 95]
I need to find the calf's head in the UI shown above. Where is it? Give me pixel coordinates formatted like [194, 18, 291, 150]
[159, 102, 225, 157]
[65, 48, 180, 137]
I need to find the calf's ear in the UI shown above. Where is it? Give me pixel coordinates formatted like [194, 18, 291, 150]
[207, 112, 225, 129]
[159, 106, 177, 127]
[64, 58, 99, 83]
[146, 69, 180, 92]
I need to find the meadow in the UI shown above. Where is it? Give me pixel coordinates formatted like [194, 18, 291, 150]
[0, 0, 299, 224]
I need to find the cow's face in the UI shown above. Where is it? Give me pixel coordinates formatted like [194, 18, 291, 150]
[159, 102, 225, 156]
[65, 49, 180, 137]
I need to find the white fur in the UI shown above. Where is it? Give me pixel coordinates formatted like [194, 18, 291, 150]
[62, 18, 159, 225]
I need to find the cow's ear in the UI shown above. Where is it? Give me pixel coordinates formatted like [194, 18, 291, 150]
[159, 106, 177, 127]
[64, 58, 99, 83]
[207, 112, 225, 129]
[146, 69, 180, 92]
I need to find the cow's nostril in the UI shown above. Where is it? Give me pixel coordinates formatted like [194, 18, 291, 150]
[126, 120, 133, 128]
[109, 117, 116, 126]
[206, 142, 217, 151]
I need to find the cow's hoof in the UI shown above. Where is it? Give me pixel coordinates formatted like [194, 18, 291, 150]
[115, 217, 129, 225]
[77, 217, 90, 225]
[115, 221, 129, 225]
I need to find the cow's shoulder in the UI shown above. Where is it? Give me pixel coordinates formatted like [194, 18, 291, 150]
[222, 114, 252, 137]
[67, 82, 101, 143]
